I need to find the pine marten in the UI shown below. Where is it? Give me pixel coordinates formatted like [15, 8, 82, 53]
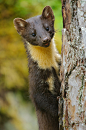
[13, 6, 61, 130]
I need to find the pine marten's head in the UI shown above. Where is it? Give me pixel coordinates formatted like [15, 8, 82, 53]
[13, 6, 55, 48]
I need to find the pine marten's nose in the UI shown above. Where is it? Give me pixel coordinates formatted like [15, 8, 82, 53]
[43, 37, 51, 44]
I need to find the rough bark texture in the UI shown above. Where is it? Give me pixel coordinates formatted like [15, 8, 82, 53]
[59, 0, 86, 129]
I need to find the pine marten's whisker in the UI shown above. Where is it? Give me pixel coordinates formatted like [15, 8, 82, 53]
[13, 6, 61, 130]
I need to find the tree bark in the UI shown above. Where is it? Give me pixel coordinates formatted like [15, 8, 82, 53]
[59, 0, 86, 129]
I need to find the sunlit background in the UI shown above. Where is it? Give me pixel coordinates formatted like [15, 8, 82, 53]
[0, 0, 63, 130]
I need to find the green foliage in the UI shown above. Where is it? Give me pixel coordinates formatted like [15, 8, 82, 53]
[0, 92, 38, 130]
[0, 0, 63, 130]
[0, 0, 62, 29]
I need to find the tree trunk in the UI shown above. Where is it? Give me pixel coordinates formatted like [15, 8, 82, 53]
[59, 0, 86, 129]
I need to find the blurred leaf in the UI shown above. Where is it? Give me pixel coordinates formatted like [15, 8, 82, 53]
[0, 0, 63, 130]
[0, 92, 38, 130]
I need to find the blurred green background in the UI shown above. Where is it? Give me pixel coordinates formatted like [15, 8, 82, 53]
[0, 0, 62, 130]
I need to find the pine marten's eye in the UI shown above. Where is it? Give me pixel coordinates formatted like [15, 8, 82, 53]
[46, 27, 49, 31]
[32, 33, 36, 37]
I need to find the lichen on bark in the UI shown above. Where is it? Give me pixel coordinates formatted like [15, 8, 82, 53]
[60, 0, 86, 129]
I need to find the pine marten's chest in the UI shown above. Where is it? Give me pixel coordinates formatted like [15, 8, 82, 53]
[27, 44, 60, 94]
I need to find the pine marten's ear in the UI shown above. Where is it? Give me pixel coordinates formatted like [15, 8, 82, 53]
[42, 6, 55, 21]
[13, 18, 27, 35]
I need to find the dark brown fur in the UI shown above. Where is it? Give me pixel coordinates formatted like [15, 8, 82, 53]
[14, 6, 61, 130]
[28, 51, 60, 130]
